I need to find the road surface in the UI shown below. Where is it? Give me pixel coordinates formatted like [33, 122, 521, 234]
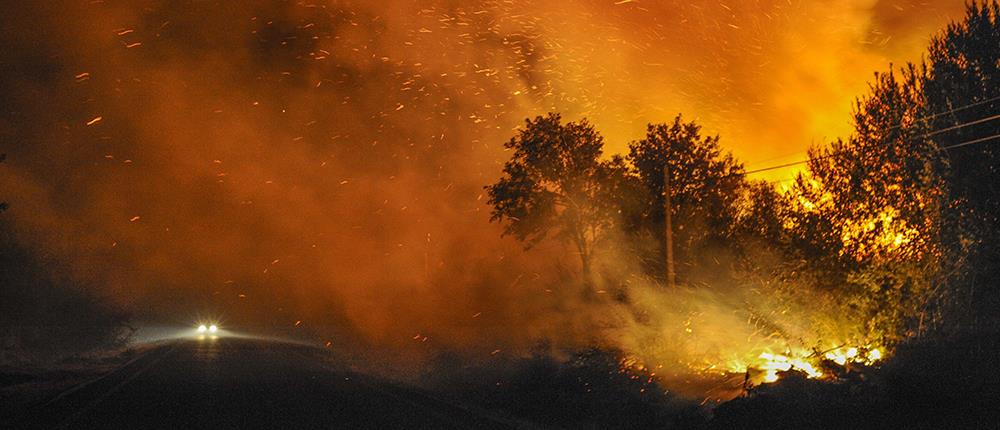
[16, 337, 513, 429]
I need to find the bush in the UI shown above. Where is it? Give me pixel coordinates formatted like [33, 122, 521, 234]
[423, 348, 706, 429]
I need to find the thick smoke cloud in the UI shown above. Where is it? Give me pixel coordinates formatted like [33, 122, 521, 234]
[0, 0, 963, 366]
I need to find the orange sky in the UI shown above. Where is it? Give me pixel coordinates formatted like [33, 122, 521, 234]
[488, 0, 968, 181]
[0, 0, 970, 359]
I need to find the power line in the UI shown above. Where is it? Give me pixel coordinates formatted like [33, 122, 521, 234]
[743, 94, 1000, 169]
[924, 113, 1000, 137]
[742, 112, 1000, 176]
[918, 94, 1000, 122]
[745, 159, 813, 175]
[940, 132, 1000, 151]
[763, 132, 1000, 186]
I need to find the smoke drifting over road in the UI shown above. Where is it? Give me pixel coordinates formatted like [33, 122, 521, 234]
[0, 0, 964, 368]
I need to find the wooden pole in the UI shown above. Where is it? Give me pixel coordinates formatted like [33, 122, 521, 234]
[664, 164, 676, 289]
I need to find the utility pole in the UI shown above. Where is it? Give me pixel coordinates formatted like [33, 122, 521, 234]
[663, 164, 676, 289]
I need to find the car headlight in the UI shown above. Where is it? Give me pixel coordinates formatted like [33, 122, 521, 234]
[197, 324, 208, 333]
[209, 324, 218, 333]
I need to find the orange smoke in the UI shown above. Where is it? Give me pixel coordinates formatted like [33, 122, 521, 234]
[0, 0, 965, 365]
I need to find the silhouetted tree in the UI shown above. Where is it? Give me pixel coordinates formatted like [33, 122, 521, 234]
[486, 113, 625, 284]
[626, 115, 744, 283]
[734, 180, 786, 246]
[739, 2, 999, 341]
[780, 65, 952, 341]
[923, 0, 1000, 330]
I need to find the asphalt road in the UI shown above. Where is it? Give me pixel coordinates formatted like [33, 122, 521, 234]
[17, 337, 513, 429]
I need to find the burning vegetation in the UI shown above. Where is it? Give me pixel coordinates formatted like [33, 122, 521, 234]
[481, 110, 894, 393]
[483, 0, 1000, 407]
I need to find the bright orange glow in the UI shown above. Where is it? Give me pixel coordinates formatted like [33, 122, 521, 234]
[0, 0, 963, 398]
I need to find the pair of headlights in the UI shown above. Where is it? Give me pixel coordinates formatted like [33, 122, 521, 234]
[196, 324, 219, 333]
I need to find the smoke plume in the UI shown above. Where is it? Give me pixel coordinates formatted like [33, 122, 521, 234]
[0, 0, 964, 370]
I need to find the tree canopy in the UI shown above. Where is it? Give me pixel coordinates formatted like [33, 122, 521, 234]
[485, 0, 1000, 344]
[626, 115, 745, 282]
[486, 113, 625, 280]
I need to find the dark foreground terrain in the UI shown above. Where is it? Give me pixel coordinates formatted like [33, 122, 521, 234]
[6, 337, 512, 430]
[4, 332, 1000, 429]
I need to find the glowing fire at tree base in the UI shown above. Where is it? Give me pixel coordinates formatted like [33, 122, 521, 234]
[727, 346, 884, 385]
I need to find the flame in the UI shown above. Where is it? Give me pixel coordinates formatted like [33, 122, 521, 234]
[757, 351, 824, 382]
[745, 345, 885, 384]
[685, 341, 886, 385]
[0, 0, 963, 395]
[616, 340, 886, 401]
[840, 206, 920, 260]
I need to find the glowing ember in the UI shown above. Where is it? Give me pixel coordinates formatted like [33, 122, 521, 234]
[742, 345, 885, 384]
[757, 352, 824, 382]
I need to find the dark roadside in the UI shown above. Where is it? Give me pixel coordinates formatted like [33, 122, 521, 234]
[5, 337, 518, 430]
[1, 345, 145, 427]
